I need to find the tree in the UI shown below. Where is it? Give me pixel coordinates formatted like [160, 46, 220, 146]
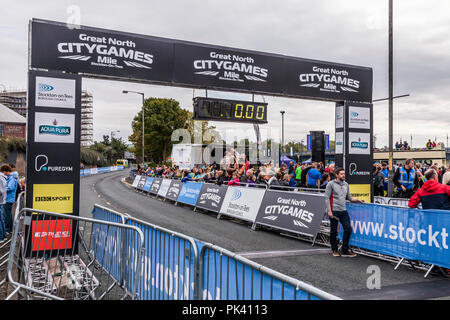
[89, 135, 128, 165]
[128, 98, 191, 163]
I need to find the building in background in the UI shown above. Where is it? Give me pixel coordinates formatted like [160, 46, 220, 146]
[0, 90, 27, 117]
[0, 89, 94, 146]
[0, 103, 26, 138]
[81, 91, 94, 147]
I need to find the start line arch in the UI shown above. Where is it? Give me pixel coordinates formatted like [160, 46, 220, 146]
[26, 18, 374, 254]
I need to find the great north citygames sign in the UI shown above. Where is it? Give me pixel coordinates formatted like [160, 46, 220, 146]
[30, 19, 373, 103]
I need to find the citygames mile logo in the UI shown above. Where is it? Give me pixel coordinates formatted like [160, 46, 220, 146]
[39, 119, 71, 136]
[194, 51, 268, 83]
[57, 33, 154, 70]
[299, 66, 360, 93]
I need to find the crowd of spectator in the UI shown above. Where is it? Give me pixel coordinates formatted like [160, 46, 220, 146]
[136, 149, 337, 191]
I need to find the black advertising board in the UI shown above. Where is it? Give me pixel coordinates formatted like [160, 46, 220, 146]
[30, 19, 373, 103]
[166, 180, 183, 201]
[30, 19, 174, 84]
[255, 190, 326, 237]
[26, 70, 81, 257]
[149, 178, 162, 195]
[137, 176, 147, 191]
[195, 183, 228, 213]
[335, 101, 373, 203]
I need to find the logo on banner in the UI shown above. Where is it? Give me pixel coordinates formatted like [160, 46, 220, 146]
[299, 66, 360, 94]
[39, 119, 71, 136]
[34, 112, 75, 143]
[33, 184, 74, 213]
[231, 188, 242, 201]
[263, 197, 312, 228]
[32, 219, 73, 251]
[349, 132, 371, 155]
[35, 76, 76, 108]
[349, 106, 370, 129]
[349, 184, 371, 203]
[193, 51, 268, 83]
[57, 33, 154, 70]
[35, 155, 73, 172]
[349, 163, 370, 176]
[351, 138, 369, 149]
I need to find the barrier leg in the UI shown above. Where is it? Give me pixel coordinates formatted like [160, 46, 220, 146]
[424, 265, 435, 278]
[394, 258, 404, 271]
[251, 223, 257, 231]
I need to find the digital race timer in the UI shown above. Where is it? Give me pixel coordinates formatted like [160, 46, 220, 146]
[193, 97, 268, 124]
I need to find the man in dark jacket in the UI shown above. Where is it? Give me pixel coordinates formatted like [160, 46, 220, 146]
[409, 169, 450, 210]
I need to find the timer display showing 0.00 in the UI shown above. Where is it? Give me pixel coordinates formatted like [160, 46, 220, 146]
[193, 97, 268, 124]
[234, 104, 265, 121]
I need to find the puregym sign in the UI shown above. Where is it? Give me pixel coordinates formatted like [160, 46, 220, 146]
[30, 19, 373, 103]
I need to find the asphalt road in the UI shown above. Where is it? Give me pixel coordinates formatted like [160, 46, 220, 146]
[80, 169, 450, 300]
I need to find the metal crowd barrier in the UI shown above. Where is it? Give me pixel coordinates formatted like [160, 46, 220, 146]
[124, 216, 199, 300]
[5, 208, 144, 300]
[199, 243, 341, 300]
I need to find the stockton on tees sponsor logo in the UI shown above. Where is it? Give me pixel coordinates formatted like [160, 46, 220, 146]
[193, 51, 269, 83]
[299, 66, 360, 94]
[39, 119, 71, 136]
[57, 33, 154, 70]
[38, 83, 54, 92]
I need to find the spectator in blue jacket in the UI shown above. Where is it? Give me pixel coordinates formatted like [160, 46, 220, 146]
[4, 164, 18, 234]
[0, 164, 11, 242]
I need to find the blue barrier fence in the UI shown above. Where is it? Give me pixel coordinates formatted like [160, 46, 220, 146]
[81, 165, 124, 176]
[344, 203, 450, 269]
[92, 205, 339, 300]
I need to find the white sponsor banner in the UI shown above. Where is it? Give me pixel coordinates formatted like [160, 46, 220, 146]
[335, 106, 344, 129]
[335, 132, 344, 154]
[349, 132, 371, 155]
[132, 175, 141, 188]
[35, 76, 76, 109]
[219, 187, 266, 223]
[349, 106, 370, 129]
[34, 112, 75, 144]
[157, 179, 172, 198]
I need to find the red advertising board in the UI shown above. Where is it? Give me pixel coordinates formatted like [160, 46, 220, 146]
[31, 219, 73, 251]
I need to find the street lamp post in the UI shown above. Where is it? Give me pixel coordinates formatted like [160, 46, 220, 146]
[123, 90, 145, 165]
[280, 111, 285, 154]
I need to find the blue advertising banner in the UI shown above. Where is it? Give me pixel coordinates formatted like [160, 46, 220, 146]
[177, 181, 204, 206]
[341, 203, 450, 268]
[143, 177, 154, 193]
[80, 166, 124, 176]
[307, 134, 329, 151]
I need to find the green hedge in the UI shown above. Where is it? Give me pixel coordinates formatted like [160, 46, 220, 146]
[0, 137, 26, 162]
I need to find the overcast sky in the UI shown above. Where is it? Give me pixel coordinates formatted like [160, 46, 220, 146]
[1, 0, 449, 148]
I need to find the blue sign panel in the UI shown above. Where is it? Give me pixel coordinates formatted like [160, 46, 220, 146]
[177, 181, 204, 206]
[340, 203, 450, 268]
[143, 177, 154, 192]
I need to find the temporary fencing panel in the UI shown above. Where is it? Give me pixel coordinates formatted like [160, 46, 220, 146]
[136, 176, 147, 191]
[149, 178, 163, 195]
[125, 217, 199, 300]
[91, 205, 128, 285]
[199, 244, 341, 300]
[196, 183, 228, 213]
[342, 203, 450, 268]
[7, 208, 143, 300]
[255, 190, 326, 238]
[132, 175, 141, 188]
[166, 180, 183, 201]
[81, 166, 124, 176]
[143, 177, 154, 193]
[177, 181, 204, 206]
[157, 179, 173, 198]
[219, 186, 266, 223]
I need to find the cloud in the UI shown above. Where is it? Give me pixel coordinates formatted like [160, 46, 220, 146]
[0, 0, 449, 148]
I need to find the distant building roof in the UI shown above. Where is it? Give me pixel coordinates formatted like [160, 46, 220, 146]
[0, 103, 26, 124]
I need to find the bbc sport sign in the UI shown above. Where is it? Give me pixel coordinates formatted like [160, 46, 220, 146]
[219, 187, 266, 223]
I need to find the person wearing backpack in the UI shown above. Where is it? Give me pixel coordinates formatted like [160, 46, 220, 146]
[373, 164, 385, 197]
